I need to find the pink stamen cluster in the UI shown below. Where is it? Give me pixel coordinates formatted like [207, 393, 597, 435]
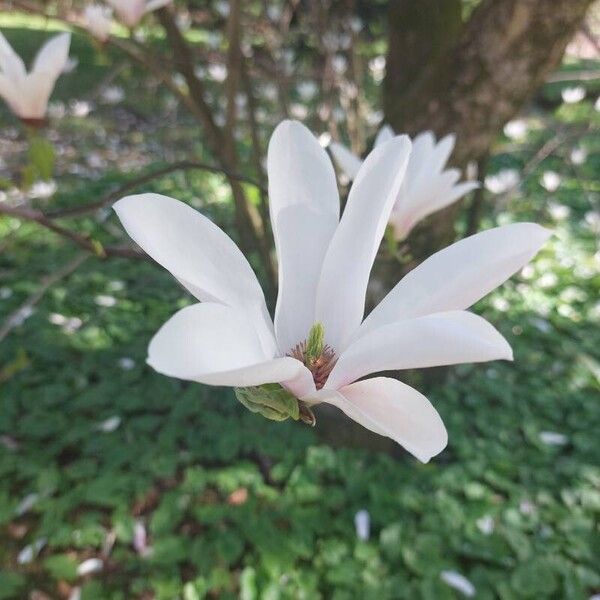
[288, 341, 337, 390]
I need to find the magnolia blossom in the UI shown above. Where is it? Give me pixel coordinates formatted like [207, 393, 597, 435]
[106, 0, 171, 28]
[0, 32, 71, 123]
[114, 120, 551, 463]
[329, 126, 478, 240]
[84, 5, 113, 42]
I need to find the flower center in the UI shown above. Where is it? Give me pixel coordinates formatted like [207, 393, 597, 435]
[287, 322, 337, 390]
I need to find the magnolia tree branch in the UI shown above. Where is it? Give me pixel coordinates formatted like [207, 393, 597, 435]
[0, 204, 145, 259]
[156, 7, 276, 293]
[46, 161, 266, 219]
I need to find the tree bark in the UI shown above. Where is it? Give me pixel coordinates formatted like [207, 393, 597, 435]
[384, 0, 594, 257]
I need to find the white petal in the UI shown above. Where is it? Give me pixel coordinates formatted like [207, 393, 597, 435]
[147, 303, 309, 388]
[327, 310, 512, 389]
[358, 223, 552, 338]
[325, 377, 448, 463]
[0, 31, 26, 81]
[113, 193, 275, 354]
[316, 135, 412, 351]
[267, 120, 339, 353]
[374, 124, 395, 147]
[31, 33, 71, 78]
[328, 141, 363, 180]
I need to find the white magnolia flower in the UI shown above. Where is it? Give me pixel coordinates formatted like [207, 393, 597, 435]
[329, 126, 478, 240]
[540, 170, 561, 192]
[84, 5, 113, 42]
[484, 168, 520, 194]
[105, 0, 171, 28]
[114, 120, 551, 463]
[0, 31, 71, 123]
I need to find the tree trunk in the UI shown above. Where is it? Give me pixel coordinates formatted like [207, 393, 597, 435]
[384, 0, 594, 258]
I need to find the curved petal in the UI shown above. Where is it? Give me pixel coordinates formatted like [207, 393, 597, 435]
[324, 377, 448, 463]
[0, 73, 19, 114]
[147, 303, 307, 388]
[328, 141, 363, 180]
[114, 193, 276, 355]
[267, 120, 339, 353]
[358, 223, 552, 339]
[31, 33, 71, 78]
[0, 31, 26, 81]
[327, 310, 512, 389]
[18, 71, 56, 119]
[315, 135, 412, 351]
[374, 125, 395, 147]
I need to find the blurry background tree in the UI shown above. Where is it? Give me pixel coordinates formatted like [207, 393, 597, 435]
[1, 0, 596, 292]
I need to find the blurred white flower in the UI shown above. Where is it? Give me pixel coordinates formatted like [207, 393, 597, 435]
[584, 211, 600, 234]
[84, 4, 113, 41]
[318, 132, 332, 148]
[101, 85, 124, 105]
[484, 168, 520, 194]
[77, 558, 103, 576]
[95, 294, 117, 307]
[595, 96, 600, 111]
[297, 80, 318, 101]
[570, 146, 587, 165]
[0, 32, 71, 123]
[519, 499, 536, 515]
[105, 0, 171, 28]
[354, 509, 370, 541]
[70, 99, 92, 117]
[332, 55, 347, 74]
[540, 170, 561, 192]
[118, 357, 136, 370]
[369, 56, 386, 83]
[29, 180, 57, 199]
[0, 286, 12, 300]
[547, 201, 570, 221]
[208, 63, 227, 82]
[440, 571, 476, 597]
[68, 588, 81, 600]
[539, 431, 568, 446]
[215, 0, 229, 17]
[113, 120, 550, 462]
[290, 103, 308, 120]
[492, 297, 509, 312]
[537, 272, 558, 288]
[561, 86, 585, 104]
[47, 101, 66, 119]
[329, 126, 478, 240]
[503, 119, 528, 140]
[476, 515, 495, 535]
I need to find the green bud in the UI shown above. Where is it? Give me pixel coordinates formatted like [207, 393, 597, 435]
[305, 322, 325, 363]
[235, 383, 300, 421]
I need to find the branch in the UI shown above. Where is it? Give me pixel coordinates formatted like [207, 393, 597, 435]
[46, 161, 266, 219]
[0, 204, 145, 259]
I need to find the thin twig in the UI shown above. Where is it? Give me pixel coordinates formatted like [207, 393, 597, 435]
[0, 252, 88, 343]
[0, 204, 144, 259]
[46, 161, 266, 219]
